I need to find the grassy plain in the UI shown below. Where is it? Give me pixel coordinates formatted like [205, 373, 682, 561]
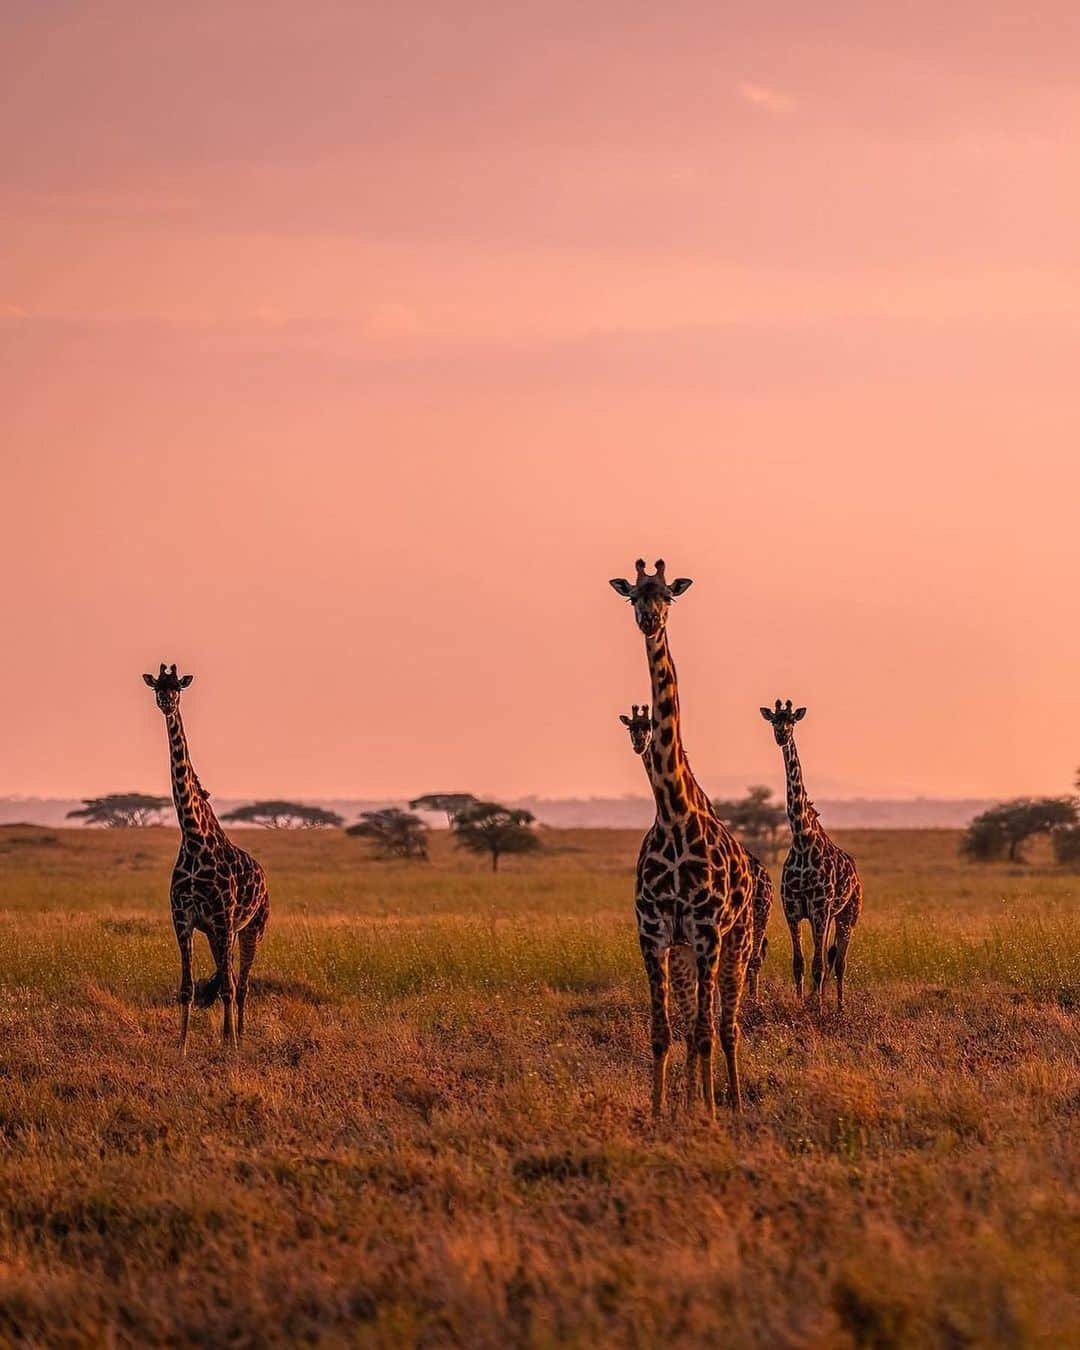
[0, 825, 1077, 1347]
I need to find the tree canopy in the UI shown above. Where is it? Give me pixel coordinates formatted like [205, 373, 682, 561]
[221, 800, 345, 829]
[960, 797, 1078, 863]
[712, 785, 787, 861]
[66, 793, 171, 827]
[346, 808, 429, 860]
[408, 793, 478, 826]
[452, 801, 540, 871]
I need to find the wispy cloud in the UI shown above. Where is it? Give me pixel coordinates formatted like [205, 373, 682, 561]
[737, 82, 796, 114]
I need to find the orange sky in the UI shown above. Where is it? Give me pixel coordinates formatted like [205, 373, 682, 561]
[2, 2, 1078, 803]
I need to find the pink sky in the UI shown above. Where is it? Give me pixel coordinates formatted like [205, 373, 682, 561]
[2, 2, 1078, 803]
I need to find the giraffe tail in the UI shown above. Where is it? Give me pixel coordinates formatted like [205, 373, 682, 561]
[827, 943, 838, 974]
[194, 972, 223, 1008]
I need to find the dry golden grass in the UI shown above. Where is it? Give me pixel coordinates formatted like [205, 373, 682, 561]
[0, 826, 1077, 1347]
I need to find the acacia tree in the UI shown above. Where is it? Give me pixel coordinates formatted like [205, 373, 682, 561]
[452, 801, 540, 872]
[221, 800, 345, 829]
[66, 793, 170, 827]
[960, 797, 1078, 862]
[1052, 768, 1080, 863]
[408, 793, 478, 827]
[712, 785, 787, 862]
[346, 808, 429, 860]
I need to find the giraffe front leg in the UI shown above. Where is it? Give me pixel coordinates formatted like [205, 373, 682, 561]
[718, 918, 751, 1112]
[175, 920, 194, 1056]
[639, 937, 672, 1119]
[209, 931, 238, 1049]
[787, 917, 804, 998]
[747, 933, 768, 1002]
[832, 883, 862, 1015]
[236, 930, 255, 1042]
[222, 935, 238, 1048]
[669, 944, 698, 1114]
[809, 916, 828, 1012]
[692, 923, 721, 1122]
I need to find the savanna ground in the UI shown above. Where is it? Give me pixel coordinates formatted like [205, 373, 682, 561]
[0, 826, 1077, 1349]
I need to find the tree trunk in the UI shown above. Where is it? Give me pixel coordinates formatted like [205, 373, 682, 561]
[491, 848, 499, 872]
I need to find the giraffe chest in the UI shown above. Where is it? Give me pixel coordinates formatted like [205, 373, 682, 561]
[636, 820, 724, 899]
[171, 840, 266, 929]
[782, 839, 855, 914]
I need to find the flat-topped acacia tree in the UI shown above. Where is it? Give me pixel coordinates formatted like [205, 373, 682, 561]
[408, 793, 478, 827]
[221, 801, 345, 829]
[452, 801, 540, 872]
[66, 793, 171, 827]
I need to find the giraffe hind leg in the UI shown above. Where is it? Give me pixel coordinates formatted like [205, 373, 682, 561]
[669, 945, 697, 1113]
[207, 930, 238, 1049]
[832, 883, 862, 1014]
[640, 939, 672, 1118]
[718, 918, 750, 1112]
[194, 969, 223, 1008]
[692, 923, 722, 1121]
[787, 916, 805, 998]
[235, 910, 266, 1041]
[175, 921, 194, 1056]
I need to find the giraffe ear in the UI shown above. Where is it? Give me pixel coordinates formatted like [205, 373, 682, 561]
[670, 577, 693, 596]
[794, 707, 807, 720]
[179, 675, 194, 689]
[143, 674, 157, 688]
[759, 707, 773, 721]
[619, 714, 632, 726]
[609, 578, 633, 597]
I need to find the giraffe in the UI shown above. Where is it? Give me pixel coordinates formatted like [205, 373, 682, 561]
[620, 704, 773, 1000]
[609, 561, 754, 1118]
[143, 664, 270, 1052]
[760, 699, 862, 1013]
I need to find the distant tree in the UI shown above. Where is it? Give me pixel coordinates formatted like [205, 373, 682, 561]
[1053, 769, 1080, 864]
[408, 793, 478, 827]
[66, 793, 170, 827]
[221, 800, 345, 829]
[960, 797, 1078, 863]
[346, 808, 429, 860]
[1053, 826, 1080, 865]
[452, 801, 540, 872]
[712, 785, 787, 861]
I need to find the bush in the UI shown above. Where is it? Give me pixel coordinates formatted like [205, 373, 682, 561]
[961, 798, 1078, 863]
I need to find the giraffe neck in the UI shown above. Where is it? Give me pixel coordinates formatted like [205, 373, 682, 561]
[782, 737, 816, 839]
[165, 709, 221, 839]
[643, 628, 711, 823]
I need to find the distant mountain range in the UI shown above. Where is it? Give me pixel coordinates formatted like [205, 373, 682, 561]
[0, 795, 996, 831]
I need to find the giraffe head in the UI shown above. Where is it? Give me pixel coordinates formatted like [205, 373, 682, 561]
[760, 698, 806, 746]
[619, 704, 652, 755]
[609, 559, 692, 637]
[142, 663, 194, 715]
